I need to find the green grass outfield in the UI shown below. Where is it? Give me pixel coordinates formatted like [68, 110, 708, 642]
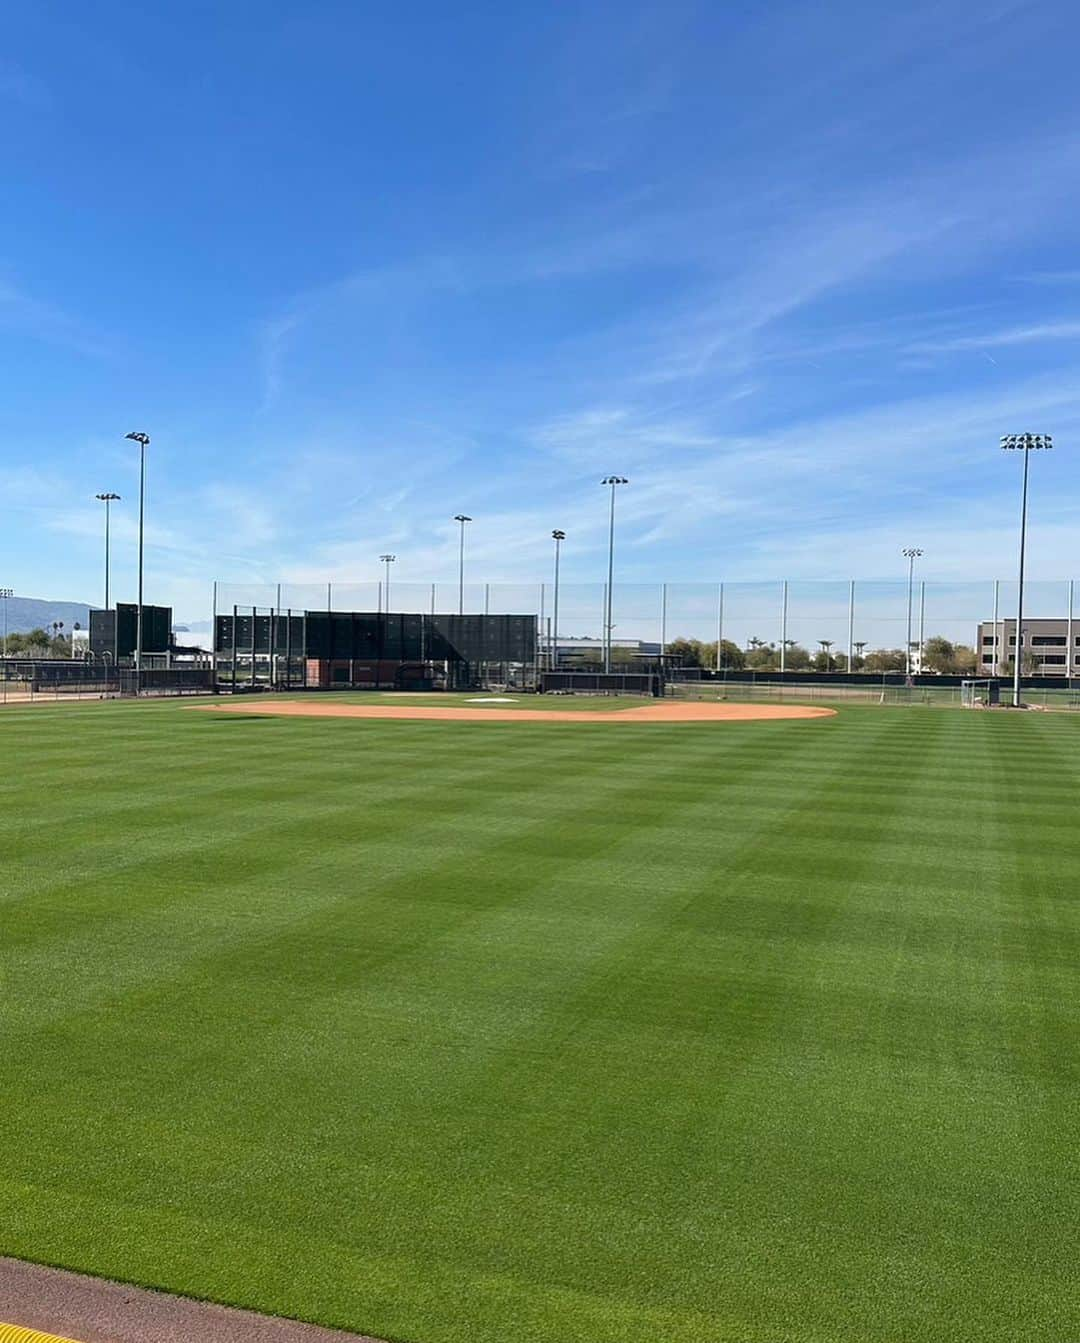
[1, 698, 1077, 1342]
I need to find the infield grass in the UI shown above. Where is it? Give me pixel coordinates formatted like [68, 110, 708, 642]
[1, 699, 1077, 1342]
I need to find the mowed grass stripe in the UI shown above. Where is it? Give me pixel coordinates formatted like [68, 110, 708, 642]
[2, 702, 1079, 1342]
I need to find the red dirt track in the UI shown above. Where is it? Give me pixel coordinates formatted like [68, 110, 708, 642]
[194, 699, 835, 723]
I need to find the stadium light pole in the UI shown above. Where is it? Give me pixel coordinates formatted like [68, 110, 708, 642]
[454, 515, 471, 615]
[380, 554, 396, 611]
[95, 492, 121, 609]
[551, 530, 565, 669]
[0, 587, 12, 660]
[1001, 433, 1053, 708]
[601, 476, 628, 673]
[902, 547, 923, 678]
[125, 432, 150, 692]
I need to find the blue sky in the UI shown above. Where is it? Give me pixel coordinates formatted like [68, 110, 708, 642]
[5, 0, 1080, 625]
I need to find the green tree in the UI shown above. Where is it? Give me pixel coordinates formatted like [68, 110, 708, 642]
[607, 644, 644, 667]
[746, 639, 778, 670]
[921, 635, 957, 673]
[783, 643, 812, 671]
[863, 648, 907, 673]
[665, 637, 704, 668]
[952, 644, 977, 675]
[709, 639, 745, 670]
[666, 638, 745, 671]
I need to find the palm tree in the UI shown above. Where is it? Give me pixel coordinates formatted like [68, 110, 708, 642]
[818, 639, 834, 671]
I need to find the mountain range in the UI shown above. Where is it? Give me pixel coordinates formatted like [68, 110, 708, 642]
[1, 595, 94, 634]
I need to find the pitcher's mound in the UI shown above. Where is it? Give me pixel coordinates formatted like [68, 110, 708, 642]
[194, 700, 835, 723]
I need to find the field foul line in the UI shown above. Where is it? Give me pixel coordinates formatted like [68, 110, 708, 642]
[0, 1326, 83, 1343]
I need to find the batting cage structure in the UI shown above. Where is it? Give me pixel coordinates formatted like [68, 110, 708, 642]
[214, 609, 537, 691]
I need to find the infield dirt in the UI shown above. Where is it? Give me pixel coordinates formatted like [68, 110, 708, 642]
[193, 699, 835, 723]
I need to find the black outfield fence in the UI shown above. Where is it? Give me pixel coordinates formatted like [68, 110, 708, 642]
[540, 671, 663, 697]
[671, 667, 1077, 691]
[1, 661, 214, 696]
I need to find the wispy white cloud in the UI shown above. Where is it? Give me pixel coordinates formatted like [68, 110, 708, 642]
[1014, 269, 1080, 286]
[909, 320, 1080, 353]
[0, 277, 115, 359]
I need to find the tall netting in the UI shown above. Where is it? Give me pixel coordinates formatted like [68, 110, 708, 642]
[210, 578, 1080, 664]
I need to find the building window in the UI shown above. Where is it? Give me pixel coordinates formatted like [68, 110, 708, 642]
[1041, 655, 1067, 666]
[1032, 636, 1066, 647]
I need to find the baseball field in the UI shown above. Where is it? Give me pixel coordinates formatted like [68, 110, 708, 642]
[1, 695, 1077, 1342]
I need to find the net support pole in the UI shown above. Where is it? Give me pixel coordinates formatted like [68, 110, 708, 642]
[847, 579, 855, 672]
[211, 579, 218, 683]
[715, 582, 724, 672]
[992, 578, 999, 677]
[779, 580, 788, 674]
[918, 580, 926, 674]
[1069, 580, 1074, 684]
[272, 582, 280, 689]
[231, 604, 238, 694]
[539, 582, 546, 670]
[660, 582, 667, 668]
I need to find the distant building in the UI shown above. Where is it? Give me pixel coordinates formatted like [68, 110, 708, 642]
[976, 617, 1076, 676]
[553, 637, 661, 665]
